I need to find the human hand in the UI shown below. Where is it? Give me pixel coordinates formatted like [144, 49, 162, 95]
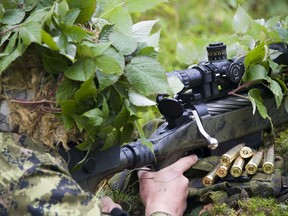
[138, 155, 198, 216]
[100, 196, 122, 213]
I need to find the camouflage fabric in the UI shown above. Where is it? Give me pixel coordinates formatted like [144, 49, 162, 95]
[0, 132, 103, 216]
[186, 156, 286, 205]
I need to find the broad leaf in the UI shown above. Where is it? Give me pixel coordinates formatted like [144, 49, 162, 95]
[64, 58, 96, 81]
[132, 20, 158, 41]
[109, 31, 138, 55]
[125, 56, 171, 95]
[19, 21, 42, 45]
[75, 76, 97, 101]
[176, 42, 198, 65]
[248, 88, 268, 119]
[233, 5, 251, 34]
[0, 43, 26, 74]
[120, 123, 134, 143]
[56, 79, 79, 102]
[2, 9, 25, 25]
[67, 0, 96, 24]
[95, 54, 124, 75]
[77, 41, 111, 58]
[244, 43, 266, 69]
[41, 30, 59, 51]
[63, 25, 89, 43]
[267, 78, 283, 108]
[242, 64, 267, 82]
[141, 29, 161, 51]
[128, 90, 156, 106]
[82, 108, 103, 127]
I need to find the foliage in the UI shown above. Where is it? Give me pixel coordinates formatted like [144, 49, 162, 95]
[0, 0, 171, 158]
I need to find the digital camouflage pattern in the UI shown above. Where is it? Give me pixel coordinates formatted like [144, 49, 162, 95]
[0, 132, 103, 216]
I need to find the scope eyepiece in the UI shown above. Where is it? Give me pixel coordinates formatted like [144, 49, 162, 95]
[206, 42, 227, 61]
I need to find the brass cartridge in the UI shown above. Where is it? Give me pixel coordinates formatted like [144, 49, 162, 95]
[220, 143, 245, 166]
[245, 150, 263, 175]
[263, 145, 275, 174]
[230, 155, 245, 177]
[240, 146, 254, 159]
[202, 163, 221, 187]
[216, 163, 231, 178]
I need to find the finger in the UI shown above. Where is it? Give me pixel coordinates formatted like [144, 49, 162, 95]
[168, 154, 198, 173]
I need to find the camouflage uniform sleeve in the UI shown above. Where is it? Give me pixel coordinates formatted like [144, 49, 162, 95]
[0, 133, 103, 216]
[9, 163, 103, 216]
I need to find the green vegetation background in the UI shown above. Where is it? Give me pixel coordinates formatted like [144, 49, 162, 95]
[134, 0, 288, 71]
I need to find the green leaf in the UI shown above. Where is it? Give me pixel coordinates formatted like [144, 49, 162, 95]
[82, 108, 103, 127]
[265, 16, 281, 28]
[64, 58, 96, 81]
[233, 5, 251, 34]
[98, 24, 114, 41]
[132, 19, 158, 41]
[125, 56, 170, 95]
[120, 123, 134, 143]
[128, 90, 156, 106]
[242, 64, 267, 82]
[137, 45, 157, 58]
[125, 0, 168, 12]
[67, 0, 97, 24]
[0, 43, 27, 74]
[244, 43, 266, 69]
[248, 88, 269, 119]
[63, 25, 89, 43]
[60, 99, 78, 116]
[113, 105, 129, 129]
[176, 42, 198, 65]
[41, 30, 59, 51]
[77, 41, 111, 58]
[75, 76, 97, 101]
[2, 9, 25, 25]
[167, 75, 185, 94]
[42, 53, 69, 74]
[99, 1, 132, 35]
[56, 79, 79, 102]
[71, 149, 90, 172]
[23, 0, 38, 12]
[95, 55, 124, 75]
[109, 31, 138, 55]
[63, 8, 80, 26]
[19, 21, 42, 45]
[141, 29, 161, 51]
[267, 78, 283, 108]
[99, 126, 119, 150]
[96, 70, 120, 92]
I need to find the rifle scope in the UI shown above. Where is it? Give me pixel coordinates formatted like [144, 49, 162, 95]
[167, 42, 245, 100]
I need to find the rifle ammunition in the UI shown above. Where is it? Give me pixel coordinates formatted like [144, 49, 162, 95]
[263, 145, 275, 174]
[220, 143, 245, 166]
[202, 163, 221, 186]
[230, 155, 245, 177]
[216, 163, 231, 178]
[240, 146, 254, 159]
[245, 150, 263, 175]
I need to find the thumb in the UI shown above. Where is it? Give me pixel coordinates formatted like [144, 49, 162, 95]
[168, 154, 198, 173]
